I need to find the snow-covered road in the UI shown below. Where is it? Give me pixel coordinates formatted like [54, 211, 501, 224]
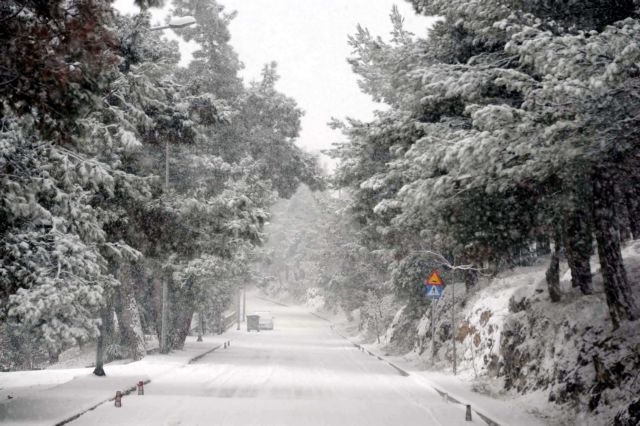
[71, 296, 476, 425]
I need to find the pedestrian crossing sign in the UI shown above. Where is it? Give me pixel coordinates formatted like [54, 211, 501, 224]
[424, 284, 443, 299]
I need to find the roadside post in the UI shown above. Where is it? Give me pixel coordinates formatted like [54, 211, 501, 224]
[423, 271, 444, 366]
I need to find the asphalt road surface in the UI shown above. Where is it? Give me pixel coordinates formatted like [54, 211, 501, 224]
[71, 295, 476, 425]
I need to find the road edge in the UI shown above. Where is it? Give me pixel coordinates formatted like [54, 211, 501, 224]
[54, 335, 232, 425]
[329, 324, 501, 426]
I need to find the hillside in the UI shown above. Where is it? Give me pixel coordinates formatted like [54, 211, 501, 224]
[327, 243, 640, 426]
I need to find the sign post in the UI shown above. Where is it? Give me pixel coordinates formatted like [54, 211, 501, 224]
[452, 279, 456, 375]
[423, 271, 444, 365]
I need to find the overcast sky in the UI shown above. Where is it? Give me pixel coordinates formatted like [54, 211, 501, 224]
[113, 1, 435, 160]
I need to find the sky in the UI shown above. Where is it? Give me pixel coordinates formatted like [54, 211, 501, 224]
[113, 0, 436, 163]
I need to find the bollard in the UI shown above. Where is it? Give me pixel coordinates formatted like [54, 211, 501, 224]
[137, 381, 144, 395]
[465, 404, 472, 421]
[224, 342, 227, 349]
[227, 341, 230, 347]
[114, 391, 122, 407]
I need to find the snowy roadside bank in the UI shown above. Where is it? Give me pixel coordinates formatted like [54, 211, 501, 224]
[0, 336, 228, 426]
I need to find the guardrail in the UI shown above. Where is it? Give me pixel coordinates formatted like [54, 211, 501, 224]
[190, 311, 238, 336]
[223, 312, 237, 330]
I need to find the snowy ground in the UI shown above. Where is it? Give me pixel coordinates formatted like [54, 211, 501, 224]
[1, 294, 494, 426]
[0, 338, 223, 425]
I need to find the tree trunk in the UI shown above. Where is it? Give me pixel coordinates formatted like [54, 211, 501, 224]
[151, 273, 163, 344]
[48, 349, 59, 365]
[546, 238, 562, 303]
[564, 205, 594, 295]
[536, 234, 551, 256]
[625, 188, 640, 239]
[218, 310, 224, 334]
[93, 328, 106, 376]
[93, 305, 113, 376]
[592, 168, 640, 328]
[171, 306, 195, 349]
[115, 264, 146, 361]
[464, 268, 478, 293]
[614, 182, 632, 242]
[197, 311, 204, 342]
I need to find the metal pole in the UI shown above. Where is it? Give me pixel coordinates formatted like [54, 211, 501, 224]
[149, 20, 197, 32]
[160, 141, 169, 354]
[242, 288, 246, 322]
[161, 277, 168, 353]
[452, 282, 457, 375]
[236, 287, 241, 330]
[431, 300, 436, 365]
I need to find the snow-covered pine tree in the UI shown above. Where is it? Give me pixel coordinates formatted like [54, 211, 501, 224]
[0, 0, 143, 362]
[332, 0, 640, 328]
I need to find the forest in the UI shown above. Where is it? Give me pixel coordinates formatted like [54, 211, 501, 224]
[0, 0, 323, 371]
[2, 0, 640, 425]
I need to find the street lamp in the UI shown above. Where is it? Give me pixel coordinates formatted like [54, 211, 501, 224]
[149, 16, 197, 32]
[151, 15, 197, 354]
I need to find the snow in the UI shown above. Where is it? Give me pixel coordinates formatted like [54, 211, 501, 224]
[2, 295, 487, 426]
[0, 337, 223, 426]
[168, 16, 196, 27]
[321, 241, 640, 426]
[332, 308, 547, 426]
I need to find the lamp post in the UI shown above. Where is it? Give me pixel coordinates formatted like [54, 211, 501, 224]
[149, 16, 197, 32]
[150, 16, 197, 354]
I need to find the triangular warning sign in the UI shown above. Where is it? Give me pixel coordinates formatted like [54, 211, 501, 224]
[426, 271, 443, 286]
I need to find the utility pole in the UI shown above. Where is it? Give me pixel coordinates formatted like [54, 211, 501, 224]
[160, 274, 169, 353]
[242, 287, 246, 322]
[159, 140, 170, 354]
[150, 16, 196, 355]
[236, 287, 241, 330]
[452, 282, 457, 375]
[431, 300, 436, 365]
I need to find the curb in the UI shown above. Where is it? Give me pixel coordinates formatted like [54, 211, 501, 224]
[329, 325, 409, 377]
[54, 379, 151, 426]
[310, 312, 330, 322]
[188, 344, 223, 364]
[255, 295, 289, 307]
[53, 339, 228, 426]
